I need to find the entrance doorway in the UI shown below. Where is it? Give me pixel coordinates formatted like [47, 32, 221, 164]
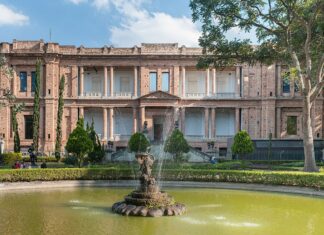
[153, 116, 164, 142]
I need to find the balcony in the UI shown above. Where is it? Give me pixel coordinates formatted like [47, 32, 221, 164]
[83, 91, 103, 97]
[213, 92, 239, 98]
[114, 92, 133, 98]
[186, 93, 205, 98]
[186, 135, 204, 141]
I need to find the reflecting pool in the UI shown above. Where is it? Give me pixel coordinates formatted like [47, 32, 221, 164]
[0, 187, 323, 235]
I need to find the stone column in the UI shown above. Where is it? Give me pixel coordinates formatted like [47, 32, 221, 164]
[110, 66, 114, 97]
[79, 107, 84, 118]
[173, 107, 180, 124]
[276, 64, 282, 97]
[206, 68, 210, 96]
[71, 66, 78, 98]
[236, 66, 241, 97]
[180, 107, 186, 134]
[103, 108, 108, 140]
[133, 107, 137, 133]
[79, 66, 84, 96]
[104, 66, 108, 97]
[235, 108, 240, 132]
[211, 108, 216, 138]
[212, 68, 216, 95]
[134, 66, 138, 97]
[140, 107, 145, 131]
[181, 66, 186, 97]
[26, 72, 31, 97]
[109, 107, 114, 140]
[276, 107, 281, 138]
[204, 107, 209, 138]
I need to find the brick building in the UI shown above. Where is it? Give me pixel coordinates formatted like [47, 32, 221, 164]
[0, 40, 323, 155]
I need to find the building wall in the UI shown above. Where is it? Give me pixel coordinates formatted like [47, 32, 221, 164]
[0, 40, 323, 155]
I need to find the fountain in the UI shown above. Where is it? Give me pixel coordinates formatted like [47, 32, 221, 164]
[111, 150, 186, 217]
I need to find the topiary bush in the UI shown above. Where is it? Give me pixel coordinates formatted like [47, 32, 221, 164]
[164, 129, 190, 162]
[0, 152, 22, 165]
[231, 130, 254, 159]
[65, 118, 93, 167]
[128, 132, 150, 153]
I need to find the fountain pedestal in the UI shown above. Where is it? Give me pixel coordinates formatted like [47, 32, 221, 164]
[112, 153, 186, 217]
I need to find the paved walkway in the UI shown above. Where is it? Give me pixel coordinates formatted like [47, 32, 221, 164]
[0, 180, 323, 197]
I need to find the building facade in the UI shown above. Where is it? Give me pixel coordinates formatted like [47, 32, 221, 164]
[0, 40, 323, 155]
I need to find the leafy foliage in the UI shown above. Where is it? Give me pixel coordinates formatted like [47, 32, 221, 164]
[86, 119, 105, 164]
[0, 152, 22, 165]
[11, 103, 24, 153]
[164, 129, 190, 162]
[231, 130, 254, 155]
[55, 75, 65, 161]
[190, 0, 324, 172]
[65, 118, 93, 167]
[32, 60, 41, 151]
[128, 132, 150, 153]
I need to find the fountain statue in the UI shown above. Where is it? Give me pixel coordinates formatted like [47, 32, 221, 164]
[112, 129, 186, 217]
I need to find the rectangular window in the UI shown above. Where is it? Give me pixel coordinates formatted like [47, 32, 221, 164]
[31, 71, 36, 92]
[287, 116, 297, 135]
[24, 115, 33, 139]
[20, 72, 27, 92]
[149, 72, 157, 92]
[161, 72, 169, 92]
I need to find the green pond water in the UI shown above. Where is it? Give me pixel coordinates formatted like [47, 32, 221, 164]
[0, 187, 323, 235]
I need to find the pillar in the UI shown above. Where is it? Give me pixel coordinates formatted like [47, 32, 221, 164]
[133, 107, 137, 133]
[181, 107, 186, 134]
[134, 66, 138, 97]
[236, 66, 240, 97]
[181, 66, 186, 97]
[235, 108, 240, 132]
[79, 66, 84, 96]
[211, 108, 215, 138]
[276, 107, 281, 138]
[103, 108, 107, 140]
[204, 108, 209, 138]
[173, 107, 180, 124]
[79, 107, 84, 118]
[276, 64, 282, 97]
[110, 66, 114, 97]
[104, 66, 108, 97]
[140, 107, 145, 131]
[206, 68, 210, 96]
[212, 68, 216, 95]
[109, 107, 114, 140]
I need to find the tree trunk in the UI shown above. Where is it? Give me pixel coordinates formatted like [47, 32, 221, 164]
[303, 96, 318, 172]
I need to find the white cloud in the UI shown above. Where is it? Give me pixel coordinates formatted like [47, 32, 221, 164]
[68, 0, 87, 4]
[108, 1, 200, 47]
[0, 4, 29, 26]
[68, 0, 200, 46]
[110, 12, 200, 47]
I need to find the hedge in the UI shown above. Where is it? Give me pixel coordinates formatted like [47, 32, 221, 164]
[1, 168, 324, 189]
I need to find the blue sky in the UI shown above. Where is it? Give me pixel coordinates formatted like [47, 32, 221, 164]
[0, 0, 256, 47]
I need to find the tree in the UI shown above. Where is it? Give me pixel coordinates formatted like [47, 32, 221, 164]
[190, 0, 324, 172]
[128, 132, 150, 153]
[164, 129, 190, 162]
[231, 130, 254, 159]
[87, 119, 105, 164]
[55, 75, 65, 161]
[65, 118, 93, 167]
[0, 55, 15, 108]
[32, 60, 41, 152]
[12, 103, 24, 153]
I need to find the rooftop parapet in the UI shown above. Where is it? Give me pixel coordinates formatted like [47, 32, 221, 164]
[0, 40, 203, 56]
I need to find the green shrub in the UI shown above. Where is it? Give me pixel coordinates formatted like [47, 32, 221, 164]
[63, 155, 79, 166]
[128, 132, 150, 153]
[231, 130, 254, 158]
[66, 118, 93, 167]
[21, 156, 57, 163]
[164, 129, 190, 162]
[0, 152, 22, 165]
[215, 160, 252, 170]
